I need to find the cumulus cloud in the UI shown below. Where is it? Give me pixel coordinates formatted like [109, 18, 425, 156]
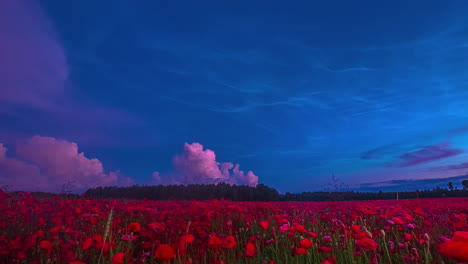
[153, 142, 258, 186]
[0, 136, 121, 192]
[0, 144, 47, 191]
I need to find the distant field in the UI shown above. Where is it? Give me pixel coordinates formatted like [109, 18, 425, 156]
[0, 190, 467, 263]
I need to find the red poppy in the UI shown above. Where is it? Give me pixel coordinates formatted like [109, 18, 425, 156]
[299, 238, 312, 249]
[81, 237, 93, 250]
[111, 252, 125, 264]
[128, 222, 141, 232]
[439, 231, 468, 261]
[292, 247, 307, 255]
[351, 224, 361, 233]
[245, 242, 256, 258]
[182, 234, 195, 243]
[39, 240, 54, 253]
[356, 237, 378, 251]
[221, 235, 237, 249]
[452, 231, 468, 242]
[260, 221, 270, 230]
[148, 222, 166, 234]
[404, 233, 412, 241]
[155, 244, 175, 260]
[318, 246, 333, 253]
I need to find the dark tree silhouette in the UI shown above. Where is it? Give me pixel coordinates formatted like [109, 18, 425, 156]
[82, 183, 468, 201]
[447, 182, 454, 191]
[462, 180, 468, 191]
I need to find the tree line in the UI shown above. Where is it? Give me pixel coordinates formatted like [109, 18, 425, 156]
[82, 180, 468, 201]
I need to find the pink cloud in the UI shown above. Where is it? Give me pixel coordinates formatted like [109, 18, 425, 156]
[0, 144, 47, 191]
[395, 141, 463, 167]
[0, 0, 153, 148]
[0, 136, 120, 192]
[154, 142, 258, 186]
[0, 0, 68, 108]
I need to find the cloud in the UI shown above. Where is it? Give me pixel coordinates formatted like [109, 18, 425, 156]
[361, 143, 401, 160]
[0, 136, 121, 192]
[152, 143, 258, 186]
[393, 141, 463, 167]
[0, 144, 46, 191]
[431, 162, 468, 171]
[450, 125, 468, 136]
[0, 0, 68, 108]
[312, 62, 376, 73]
[211, 96, 331, 112]
[162, 93, 330, 113]
[360, 174, 468, 192]
[0, 0, 151, 148]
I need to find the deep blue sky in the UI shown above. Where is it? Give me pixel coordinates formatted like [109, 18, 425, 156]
[1, 0, 468, 192]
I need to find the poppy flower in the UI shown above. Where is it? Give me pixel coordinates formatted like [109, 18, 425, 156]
[356, 237, 378, 251]
[245, 242, 256, 258]
[351, 224, 361, 233]
[112, 252, 125, 264]
[39, 240, 54, 253]
[299, 238, 312, 249]
[438, 231, 468, 261]
[292, 247, 307, 255]
[404, 233, 412, 241]
[148, 222, 166, 234]
[128, 222, 141, 232]
[221, 235, 237, 249]
[182, 234, 195, 243]
[260, 221, 270, 230]
[81, 238, 93, 250]
[155, 244, 175, 260]
[318, 246, 333, 253]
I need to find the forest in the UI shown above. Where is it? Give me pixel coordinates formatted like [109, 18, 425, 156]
[81, 180, 468, 201]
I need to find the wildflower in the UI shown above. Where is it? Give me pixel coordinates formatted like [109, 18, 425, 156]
[260, 221, 270, 230]
[221, 235, 237, 249]
[438, 231, 468, 261]
[299, 238, 312, 249]
[128, 222, 141, 232]
[292, 247, 307, 255]
[318, 246, 333, 253]
[356, 237, 378, 251]
[155, 244, 175, 260]
[39, 240, 54, 253]
[111, 252, 125, 264]
[404, 233, 412, 241]
[245, 242, 256, 258]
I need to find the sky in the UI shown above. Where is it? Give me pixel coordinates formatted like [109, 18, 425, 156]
[1, 0, 468, 193]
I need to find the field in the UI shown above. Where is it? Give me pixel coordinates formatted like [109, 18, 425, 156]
[0, 190, 467, 264]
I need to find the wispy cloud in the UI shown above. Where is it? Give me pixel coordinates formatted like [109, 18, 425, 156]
[431, 162, 468, 171]
[162, 94, 330, 113]
[392, 141, 463, 167]
[314, 64, 376, 73]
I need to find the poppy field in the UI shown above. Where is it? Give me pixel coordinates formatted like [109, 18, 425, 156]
[0, 190, 467, 264]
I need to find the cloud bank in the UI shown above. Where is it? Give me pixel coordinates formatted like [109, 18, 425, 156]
[0, 136, 121, 192]
[153, 142, 258, 186]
